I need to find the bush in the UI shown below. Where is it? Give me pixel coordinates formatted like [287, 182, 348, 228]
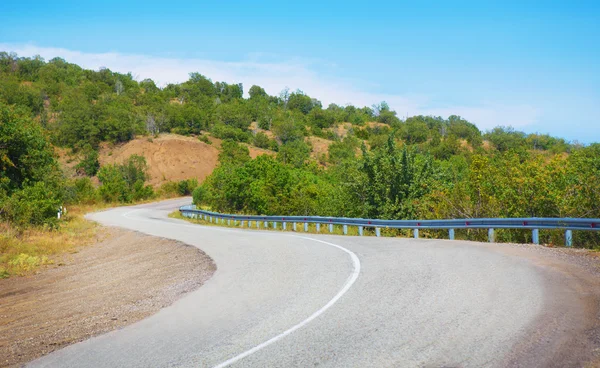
[252, 131, 271, 149]
[198, 134, 212, 144]
[219, 140, 251, 164]
[97, 155, 153, 203]
[75, 144, 100, 176]
[277, 140, 311, 168]
[211, 123, 250, 142]
[98, 164, 130, 202]
[132, 180, 154, 201]
[192, 185, 208, 206]
[177, 178, 198, 196]
[3, 182, 62, 227]
[64, 177, 98, 204]
[158, 181, 179, 197]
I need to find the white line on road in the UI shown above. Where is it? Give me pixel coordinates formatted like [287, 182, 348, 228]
[121, 207, 361, 368]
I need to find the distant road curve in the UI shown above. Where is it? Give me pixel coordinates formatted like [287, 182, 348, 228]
[29, 198, 600, 368]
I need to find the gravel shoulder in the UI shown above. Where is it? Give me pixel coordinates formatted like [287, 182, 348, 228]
[0, 227, 216, 368]
[491, 243, 600, 367]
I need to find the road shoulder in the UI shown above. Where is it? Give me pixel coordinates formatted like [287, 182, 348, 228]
[0, 227, 216, 368]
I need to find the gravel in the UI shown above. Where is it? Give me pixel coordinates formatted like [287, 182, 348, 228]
[0, 227, 216, 368]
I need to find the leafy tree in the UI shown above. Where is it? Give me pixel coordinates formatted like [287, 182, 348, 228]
[219, 140, 251, 164]
[97, 155, 153, 203]
[287, 90, 320, 114]
[328, 136, 360, 165]
[0, 103, 62, 194]
[75, 144, 100, 176]
[252, 131, 272, 149]
[0, 103, 64, 226]
[277, 140, 311, 168]
[401, 118, 429, 144]
[249, 85, 267, 99]
[484, 126, 527, 152]
[272, 111, 306, 144]
[352, 136, 435, 219]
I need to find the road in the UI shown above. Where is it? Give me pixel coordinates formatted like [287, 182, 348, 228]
[29, 198, 600, 367]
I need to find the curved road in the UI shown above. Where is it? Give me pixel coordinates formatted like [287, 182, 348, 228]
[29, 198, 600, 367]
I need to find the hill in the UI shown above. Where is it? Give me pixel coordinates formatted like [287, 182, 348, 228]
[2, 51, 599, 251]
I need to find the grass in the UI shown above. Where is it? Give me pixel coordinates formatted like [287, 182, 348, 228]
[0, 204, 105, 278]
[0, 192, 198, 279]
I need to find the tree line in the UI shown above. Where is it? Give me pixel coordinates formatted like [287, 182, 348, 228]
[1, 52, 598, 247]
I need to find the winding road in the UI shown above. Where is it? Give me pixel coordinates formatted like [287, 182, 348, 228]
[29, 198, 600, 367]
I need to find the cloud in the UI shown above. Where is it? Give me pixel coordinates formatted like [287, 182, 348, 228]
[0, 43, 541, 131]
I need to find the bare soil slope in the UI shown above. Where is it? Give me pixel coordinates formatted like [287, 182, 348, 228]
[96, 134, 275, 187]
[99, 134, 219, 186]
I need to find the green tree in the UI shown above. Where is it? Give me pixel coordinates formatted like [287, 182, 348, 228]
[75, 144, 100, 176]
[277, 140, 311, 168]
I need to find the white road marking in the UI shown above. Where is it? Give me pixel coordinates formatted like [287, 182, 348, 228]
[121, 207, 361, 368]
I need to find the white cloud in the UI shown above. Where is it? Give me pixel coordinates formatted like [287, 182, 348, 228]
[1, 43, 541, 130]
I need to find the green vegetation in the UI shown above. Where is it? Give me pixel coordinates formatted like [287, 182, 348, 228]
[0, 52, 598, 250]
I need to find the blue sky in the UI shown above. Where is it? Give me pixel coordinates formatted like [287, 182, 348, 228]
[1, 0, 599, 142]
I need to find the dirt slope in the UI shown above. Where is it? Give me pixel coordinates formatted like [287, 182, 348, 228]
[96, 134, 275, 187]
[98, 134, 219, 186]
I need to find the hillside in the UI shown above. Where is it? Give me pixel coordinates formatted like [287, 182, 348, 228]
[98, 134, 274, 187]
[2, 52, 598, 250]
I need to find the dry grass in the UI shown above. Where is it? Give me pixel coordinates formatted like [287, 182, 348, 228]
[0, 204, 108, 278]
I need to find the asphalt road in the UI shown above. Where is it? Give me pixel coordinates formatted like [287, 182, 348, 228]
[29, 198, 600, 367]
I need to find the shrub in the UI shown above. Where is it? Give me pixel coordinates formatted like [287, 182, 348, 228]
[3, 182, 62, 227]
[64, 177, 98, 204]
[75, 144, 100, 176]
[177, 178, 198, 196]
[192, 185, 208, 206]
[252, 132, 271, 149]
[198, 134, 212, 144]
[97, 154, 153, 203]
[211, 123, 250, 142]
[158, 181, 179, 197]
[219, 140, 251, 164]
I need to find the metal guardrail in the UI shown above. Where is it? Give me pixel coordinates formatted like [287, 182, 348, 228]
[179, 205, 600, 247]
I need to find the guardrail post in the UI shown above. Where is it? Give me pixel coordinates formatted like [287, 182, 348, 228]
[256, 221, 260, 229]
[449, 229, 455, 240]
[316, 223, 320, 232]
[328, 223, 333, 233]
[304, 223, 308, 232]
[413, 229, 419, 238]
[532, 229, 539, 244]
[241, 220, 245, 227]
[293, 222, 297, 231]
[375, 227, 381, 237]
[273, 222, 277, 229]
[488, 228, 495, 243]
[358, 226, 363, 236]
[343, 225, 348, 235]
[283, 222, 287, 230]
[209, 216, 213, 223]
[565, 230, 573, 247]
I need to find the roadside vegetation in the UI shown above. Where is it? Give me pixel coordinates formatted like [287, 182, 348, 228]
[0, 50, 599, 272]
